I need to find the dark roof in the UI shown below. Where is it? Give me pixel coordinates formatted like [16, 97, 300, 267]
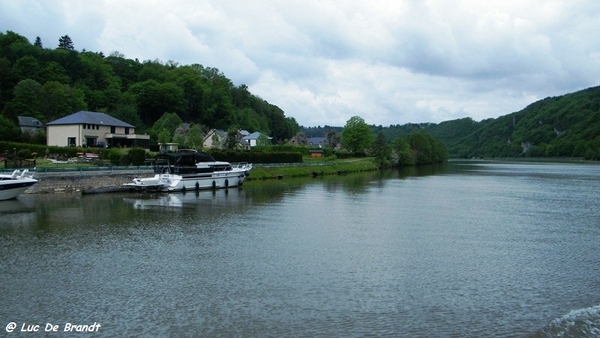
[214, 129, 227, 137]
[308, 137, 326, 145]
[242, 132, 272, 141]
[157, 151, 215, 162]
[46, 111, 134, 128]
[18, 116, 44, 128]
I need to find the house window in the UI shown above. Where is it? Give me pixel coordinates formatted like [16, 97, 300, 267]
[125, 127, 130, 135]
[68, 137, 76, 147]
[110, 126, 116, 133]
[86, 137, 97, 147]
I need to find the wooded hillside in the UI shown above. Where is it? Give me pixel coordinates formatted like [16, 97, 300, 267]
[323, 86, 600, 160]
[0, 31, 299, 145]
[429, 86, 600, 159]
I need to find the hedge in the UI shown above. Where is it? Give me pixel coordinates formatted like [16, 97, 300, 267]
[207, 149, 302, 163]
[0, 141, 150, 166]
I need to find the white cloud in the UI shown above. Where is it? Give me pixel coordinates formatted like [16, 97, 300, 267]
[1, 0, 600, 127]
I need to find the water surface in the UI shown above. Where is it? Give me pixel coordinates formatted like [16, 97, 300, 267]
[1, 161, 599, 337]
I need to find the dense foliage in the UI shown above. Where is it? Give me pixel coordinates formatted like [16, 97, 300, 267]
[371, 87, 600, 160]
[0, 31, 299, 145]
[341, 116, 374, 153]
[305, 86, 600, 160]
[337, 116, 447, 167]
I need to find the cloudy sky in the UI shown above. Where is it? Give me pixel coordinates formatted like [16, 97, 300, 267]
[2, 1, 600, 127]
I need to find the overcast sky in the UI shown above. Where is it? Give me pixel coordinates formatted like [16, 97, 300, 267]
[2, 1, 600, 127]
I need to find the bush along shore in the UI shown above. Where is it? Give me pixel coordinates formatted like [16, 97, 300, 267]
[23, 159, 380, 195]
[247, 159, 379, 180]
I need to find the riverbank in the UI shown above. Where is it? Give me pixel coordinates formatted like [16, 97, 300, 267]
[25, 172, 147, 195]
[23, 159, 380, 195]
[248, 159, 379, 180]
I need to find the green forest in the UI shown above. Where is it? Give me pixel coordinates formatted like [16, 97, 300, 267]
[0, 31, 300, 146]
[304, 86, 600, 160]
[413, 86, 600, 160]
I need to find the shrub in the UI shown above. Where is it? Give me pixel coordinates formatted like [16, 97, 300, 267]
[128, 148, 146, 166]
[107, 149, 122, 165]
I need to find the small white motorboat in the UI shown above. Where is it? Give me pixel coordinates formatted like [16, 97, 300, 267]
[0, 169, 38, 201]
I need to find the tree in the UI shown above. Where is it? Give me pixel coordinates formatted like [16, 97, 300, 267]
[113, 104, 145, 132]
[408, 131, 448, 164]
[127, 80, 186, 126]
[257, 133, 271, 146]
[14, 56, 41, 81]
[372, 132, 390, 167]
[211, 132, 221, 148]
[341, 116, 374, 153]
[40, 81, 87, 122]
[224, 128, 240, 149]
[408, 131, 433, 164]
[34, 36, 42, 48]
[391, 136, 413, 166]
[149, 112, 183, 142]
[0, 115, 21, 141]
[326, 129, 340, 149]
[158, 128, 171, 144]
[236, 107, 267, 133]
[187, 124, 205, 149]
[42, 61, 70, 84]
[2, 79, 42, 121]
[58, 35, 74, 51]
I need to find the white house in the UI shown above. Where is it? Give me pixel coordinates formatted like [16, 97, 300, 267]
[202, 129, 228, 149]
[203, 129, 255, 149]
[241, 131, 271, 149]
[46, 111, 150, 148]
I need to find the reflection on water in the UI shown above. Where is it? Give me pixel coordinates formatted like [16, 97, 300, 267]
[1, 162, 599, 337]
[123, 189, 249, 210]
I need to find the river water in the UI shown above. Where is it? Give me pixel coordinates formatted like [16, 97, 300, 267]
[1, 161, 599, 337]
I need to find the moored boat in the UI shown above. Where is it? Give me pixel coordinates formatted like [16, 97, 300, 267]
[125, 150, 251, 192]
[0, 169, 38, 201]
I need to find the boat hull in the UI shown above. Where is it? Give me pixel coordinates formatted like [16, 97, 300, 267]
[125, 168, 249, 192]
[0, 179, 37, 201]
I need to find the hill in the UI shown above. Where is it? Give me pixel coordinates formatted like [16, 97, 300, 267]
[0, 31, 299, 145]
[311, 86, 600, 160]
[426, 86, 600, 159]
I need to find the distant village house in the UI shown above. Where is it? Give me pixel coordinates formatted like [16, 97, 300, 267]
[18, 116, 44, 134]
[202, 129, 271, 150]
[202, 129, 229, 149]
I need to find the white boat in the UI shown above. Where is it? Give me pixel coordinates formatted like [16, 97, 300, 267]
[0, 169, 38, 201]
[125, 151, 252, 192]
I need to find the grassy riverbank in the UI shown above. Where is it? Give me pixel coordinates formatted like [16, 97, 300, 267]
[477, 157, 595, 163]
[247, 158, 379, 180]
[13, 157, 378, 194]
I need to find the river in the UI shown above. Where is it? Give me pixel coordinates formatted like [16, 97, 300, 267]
[1, 161, 599, 337]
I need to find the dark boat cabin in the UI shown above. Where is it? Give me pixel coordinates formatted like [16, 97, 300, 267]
[152, 151, 232, 174]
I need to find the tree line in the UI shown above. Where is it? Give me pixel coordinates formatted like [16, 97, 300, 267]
[339, 116, 448, 167]
[0, 31, 300, 146]
[306, 85, 600, 161]
[369, 87, 600, 160]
